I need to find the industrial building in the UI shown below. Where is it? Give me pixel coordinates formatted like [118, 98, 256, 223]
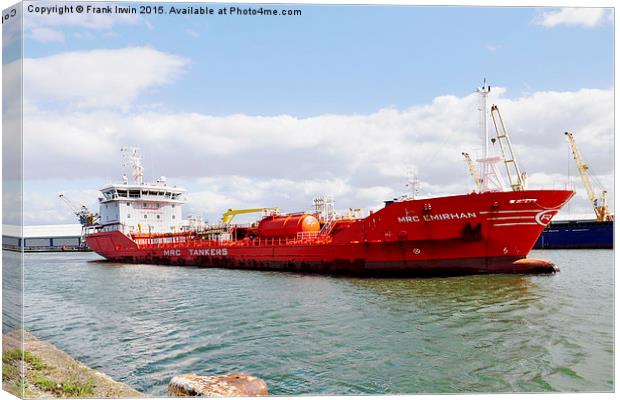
[2, 224, 87, 252]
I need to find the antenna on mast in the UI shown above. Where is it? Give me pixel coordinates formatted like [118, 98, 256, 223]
[121, 146, 144, 185]
[476, 78, 491, 159]
[405, 167, 420, 199]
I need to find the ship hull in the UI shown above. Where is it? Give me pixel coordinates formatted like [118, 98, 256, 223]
[534, 220, 613, 249]
[86, 189, 574, 276]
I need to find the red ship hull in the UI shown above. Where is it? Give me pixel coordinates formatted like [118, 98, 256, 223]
[85, 190, 574, 276]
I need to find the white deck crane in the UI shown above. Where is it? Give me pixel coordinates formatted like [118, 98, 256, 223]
[490, 104, 527, 191]
[58, 194, 99, 226]
[565, 132, 613, 222]
[462, 152, 483, 191]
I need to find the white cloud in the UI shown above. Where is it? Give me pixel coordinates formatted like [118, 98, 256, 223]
[486, 44, 501, 52]
[31, 27, 65, 43]
[22, 87, 613, 224]
[535, 8, 612, 28]
[185, 29, 200, 38]
[21, 47, 189, 108]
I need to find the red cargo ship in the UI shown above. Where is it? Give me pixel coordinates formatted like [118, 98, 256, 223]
[86, 189, 573, 275]
[84, 87, 575, 276]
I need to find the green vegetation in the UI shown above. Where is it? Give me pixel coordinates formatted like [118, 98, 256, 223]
[3, 348, 47, 370]
[33, 374, 58, 391]
[60, 378, 95, 397]
[31, 372, 94, 397]
[3, 347, 93, 398]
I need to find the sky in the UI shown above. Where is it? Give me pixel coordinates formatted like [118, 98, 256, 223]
[1, 2, 615, 225]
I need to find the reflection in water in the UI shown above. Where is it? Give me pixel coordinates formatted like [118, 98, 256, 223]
[23, 251, 613, 395]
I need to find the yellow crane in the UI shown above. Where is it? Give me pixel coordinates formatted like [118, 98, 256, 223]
[565, 132, 613, 222]
[462, 152, 483, 191]
[59, 194, 99, 226]
[221, 208, 279, 224]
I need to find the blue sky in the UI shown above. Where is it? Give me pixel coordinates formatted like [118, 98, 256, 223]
[2, 3, 615, 224]
[22, 5, 613, 116]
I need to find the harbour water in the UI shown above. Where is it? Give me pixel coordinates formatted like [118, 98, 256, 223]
[21, 250, 613, 395]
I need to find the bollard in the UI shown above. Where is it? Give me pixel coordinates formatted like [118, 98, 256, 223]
[168, 373, 268, 397]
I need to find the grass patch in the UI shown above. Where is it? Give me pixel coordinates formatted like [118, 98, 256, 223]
[61, 379, 94, 397]
[34, 373, 58, 392]
[23, 351, 46, 370]
[2, 362, 16, 380]
[2, 348, 22, 364]
[2, 348, 47, 370]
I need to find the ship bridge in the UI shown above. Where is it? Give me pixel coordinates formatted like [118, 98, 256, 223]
[97, 147, 187, 234]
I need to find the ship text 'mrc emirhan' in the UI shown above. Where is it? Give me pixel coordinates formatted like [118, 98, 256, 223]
[83, 83, 574, 276]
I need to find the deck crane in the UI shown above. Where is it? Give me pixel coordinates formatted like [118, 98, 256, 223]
[490, 105, 528, 191]
[221, 208, 279, 224]
[565, 132, 613, 222]
[462, 152, 483, 191]
[58, 194, 99, 226]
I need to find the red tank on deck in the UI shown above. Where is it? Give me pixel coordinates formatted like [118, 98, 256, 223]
[257, 214, 320, 238]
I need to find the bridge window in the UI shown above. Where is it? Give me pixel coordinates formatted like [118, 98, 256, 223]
[127, 214, 131, 218]
[144, 215, 147, 219]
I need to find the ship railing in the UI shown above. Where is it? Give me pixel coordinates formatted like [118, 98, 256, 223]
[296, 231, 320, 240]
[150, 234, 331, 249]
[244, 235, 329, 247]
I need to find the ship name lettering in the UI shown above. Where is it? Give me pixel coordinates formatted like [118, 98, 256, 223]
[189, 248, 228, 256]
[163, 249, 181, 256]
[399, 212, 476, 223]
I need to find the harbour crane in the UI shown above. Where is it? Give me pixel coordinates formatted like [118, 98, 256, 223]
[58, 194, 99, 226]
[565, 132, 613, 222]
[221, 208, 279, 224]
[462, 152, 483, 191]
[490, 105, 527, 191]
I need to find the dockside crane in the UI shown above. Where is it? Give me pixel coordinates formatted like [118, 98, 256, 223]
[221, 208, 279, 224]
[462, 152, 483, 191]
[565, 132, 613, 222]
[58, 194, 99, 226]
[490, 105, 527, 191]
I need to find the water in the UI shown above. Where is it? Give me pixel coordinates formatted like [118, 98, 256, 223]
[21, 250, 613, 395]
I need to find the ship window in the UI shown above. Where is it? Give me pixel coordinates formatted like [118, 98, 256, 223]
[156, 203, 160, 208]
[157, 215, 160, 219]
[105, 205, 108, 209]
[172, 215, 176, 219]
[128, 214, 131, 218]
[143, 203, 147, 207]
[172, 204, 175, 208]
[127, 202, 130, 206]
[144, 215, 148, 219]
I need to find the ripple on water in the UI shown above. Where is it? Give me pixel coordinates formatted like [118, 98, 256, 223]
[22, 250, 613, 395]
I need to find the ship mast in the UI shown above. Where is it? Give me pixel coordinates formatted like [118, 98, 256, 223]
[475, 80, 506, 192]
[477, 79, 490, 159]
[121, 146, 145, 185]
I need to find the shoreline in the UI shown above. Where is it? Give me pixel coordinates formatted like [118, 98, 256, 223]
[3, 330, 142, 398]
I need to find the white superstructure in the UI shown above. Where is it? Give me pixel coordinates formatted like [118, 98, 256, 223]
[98, 147, 186, 234]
